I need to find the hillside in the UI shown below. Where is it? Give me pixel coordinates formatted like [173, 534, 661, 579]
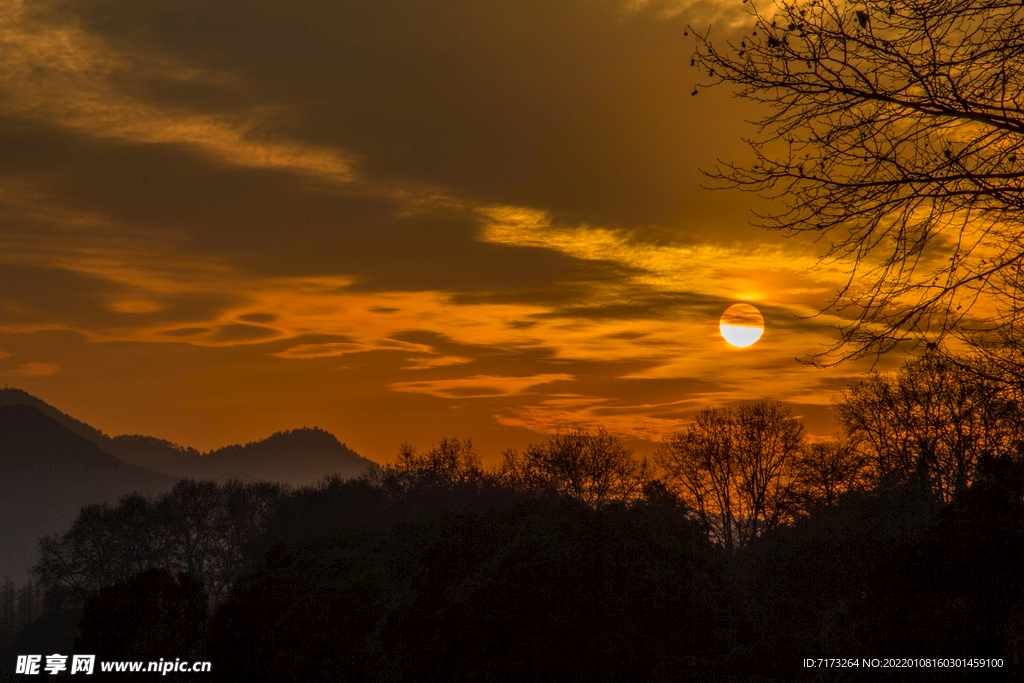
[0, 404, 175, 582]
[0, 388, 375, 486]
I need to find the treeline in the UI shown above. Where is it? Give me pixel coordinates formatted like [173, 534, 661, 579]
[34, 481, 284, 609]
[6, 352, 1024, 681]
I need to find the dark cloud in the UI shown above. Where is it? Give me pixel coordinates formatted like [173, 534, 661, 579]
[31, 0, 756, 228]
[158, 327, 210, 336]
[211, 323, 279, 342]
[0, 264, 238, 332]
[0, 116, 589, 292]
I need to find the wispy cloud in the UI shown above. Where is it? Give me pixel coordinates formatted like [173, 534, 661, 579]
[389, 374, 574, 399]
[0, 362, 61, 377]
[0, 2, 357, 183]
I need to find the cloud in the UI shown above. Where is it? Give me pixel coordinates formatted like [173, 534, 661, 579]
[0, 2, 357, 184]
[158, 327, 210, 337]
[0, 0, 881, 453]
[16, 0, 762, 228]
[401, 356, 474, 371]
[210, 324, 280, 343]
[237, 313, 276, 323]
[272, 339, 434, 360]
[0, 362, 61, 377]
[388, 374, 574, 399]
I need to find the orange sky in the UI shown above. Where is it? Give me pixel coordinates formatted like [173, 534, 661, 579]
[0, 0, 902, 464]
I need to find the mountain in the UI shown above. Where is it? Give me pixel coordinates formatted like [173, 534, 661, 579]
[197, 428, 374, 485]
[0, 388, 375, 487]
[111, 428, 375, 486]
[0, 388, 119, 451]
[0, 404, 175, 583]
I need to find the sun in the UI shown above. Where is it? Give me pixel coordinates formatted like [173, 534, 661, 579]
[719, 303, 764, 348]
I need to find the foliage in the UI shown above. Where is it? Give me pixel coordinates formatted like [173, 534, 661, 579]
[694, 0, 1024, 365]
[734, 460, 1024, 679]
[388, 436, 486, 489]
[23, 420, 1024, 680]
[791, 438, 870, 512]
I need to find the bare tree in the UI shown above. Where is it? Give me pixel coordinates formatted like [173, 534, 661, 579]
[500, 428, 652, 506]
[656, 401, 804, 553]
[693, 0, 1024, 366]
[382, 436, 487, 491]
[656, 408, 741, 553]
[792, 439, 869, 511]
[835, 352, 1024, 502]
[34, 481, 284, 608]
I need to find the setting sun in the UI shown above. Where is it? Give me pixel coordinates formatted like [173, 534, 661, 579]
[720, 303, 764, 348]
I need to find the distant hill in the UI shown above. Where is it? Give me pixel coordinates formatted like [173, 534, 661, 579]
[110, 428, 374, 486]
[198, 428, 374, 486]
[0, 404, 175, 583]
[0, 388, 118, 451]
[0, 388, 375, 487]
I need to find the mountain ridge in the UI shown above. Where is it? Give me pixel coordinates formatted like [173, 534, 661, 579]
[0, 390, 377, 582]
[0, 388, 376, 486]
[0, 403, 175, 583]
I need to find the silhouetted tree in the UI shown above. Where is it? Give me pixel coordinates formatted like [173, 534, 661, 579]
[792, 438, 869, 512]
[206, 480, 284, 603]
[835, 353, 1023, 502]
[388, 436, 486, 489]
[34, 500, 154, 601]
[657, 401, 804, 553]
[34, 481, 284, 608]
[0, 577, 14, 650]
[693, 0, 1024, 367]
[499, 428, 652, 506]
[211, 487, 735, 683]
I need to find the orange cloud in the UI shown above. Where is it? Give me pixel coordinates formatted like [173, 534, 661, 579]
[401, 356, 474, 370]
[1, 362, 61, 377]
[388, 374, 574, 399]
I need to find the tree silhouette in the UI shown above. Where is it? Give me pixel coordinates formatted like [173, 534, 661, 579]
[693, 0, 1024, 366]
[388, 436, 486, 490]
[835, 352, 1024, 503]
[657, 401, 804, 554]
[34, 481, 284, 609]
[499, 428, 652, 506]
[791, 438, 869, 512]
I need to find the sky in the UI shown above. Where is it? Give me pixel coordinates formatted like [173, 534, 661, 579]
[0, 0, 902, 464]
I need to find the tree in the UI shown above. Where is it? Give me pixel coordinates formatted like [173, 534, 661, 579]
[791, 438, 869, 512]
[693, 0, 1024, 366]
[389, 436, 486, 489]
[500, 428, 652, 506]
[656, 401, 804, 554]
[34, 481, 284, 609]
[834, 352, 1024, 502]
